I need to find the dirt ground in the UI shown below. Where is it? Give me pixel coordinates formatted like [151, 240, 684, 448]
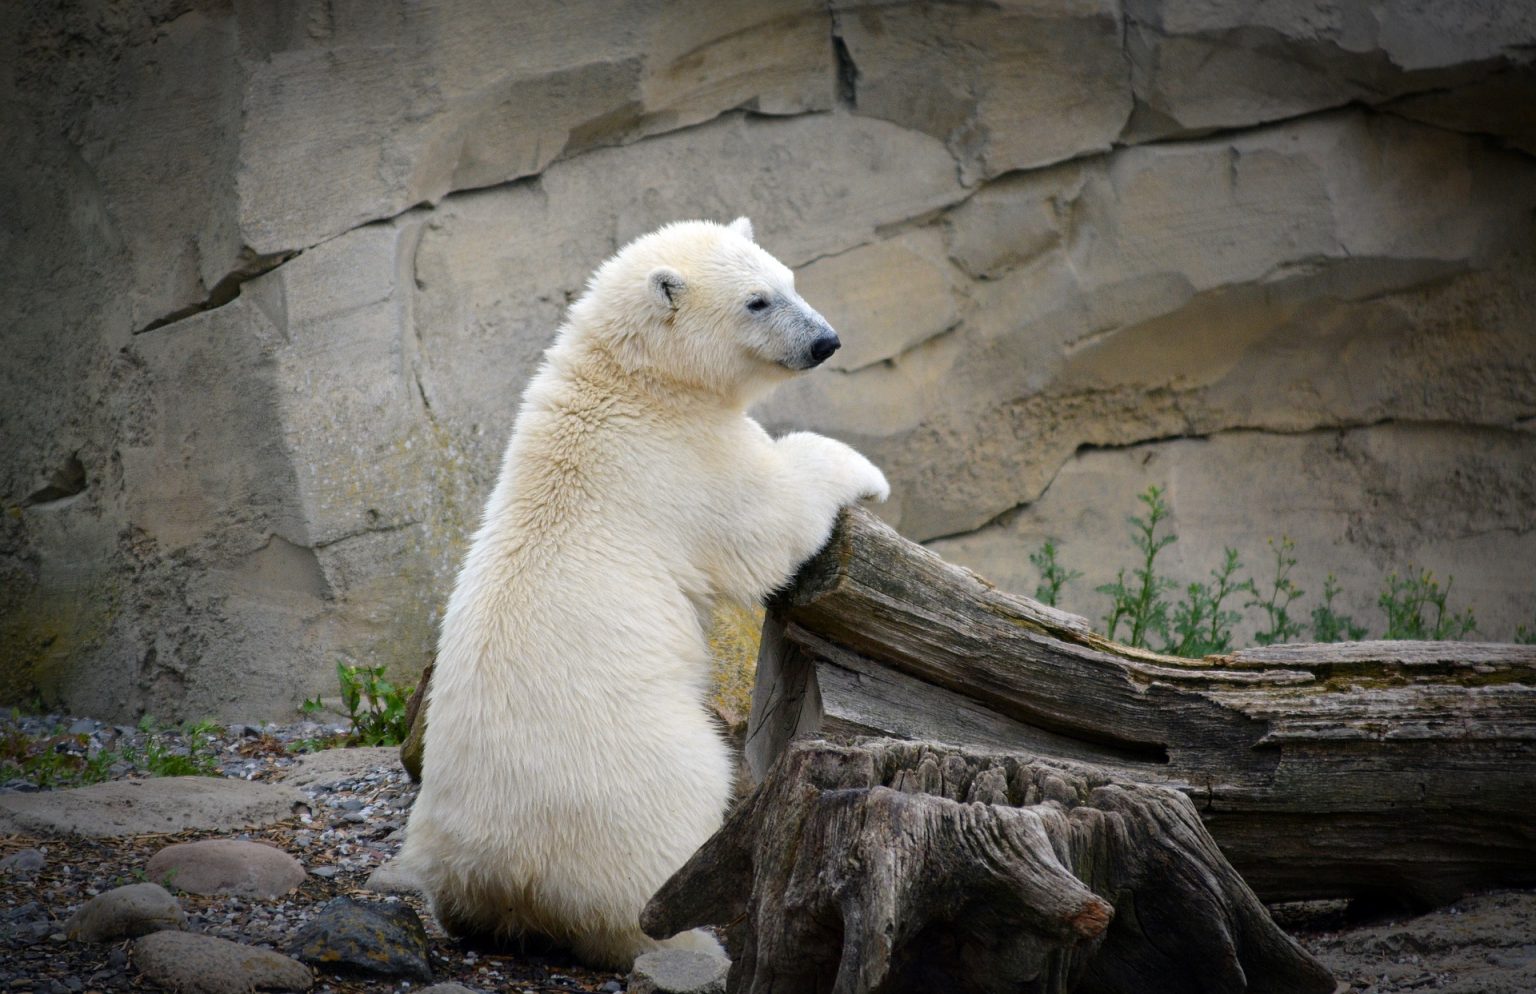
[1, 725, 1530, 993]
[1284, 891, 1536, 994]
[6, 823, 1531, 993]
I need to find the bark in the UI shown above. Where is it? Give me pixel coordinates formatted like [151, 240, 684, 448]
[398, 657, 431, 783]
[744, 506, 1536, 906]
[643, 738, 1336, 994]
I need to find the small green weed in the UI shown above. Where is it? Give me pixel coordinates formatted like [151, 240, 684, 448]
[1097, 486, 1178, 649]
[303, 661, 415, 748]
[1311, 573, 1368, 643]
[1245, 537, 1307, 646]
[138, 717, 222, 777]
[1379, 570, 1476, 640]
[0, 716, 222, 788]
[1029, 539, 1081, 608]
[1165, 548, 1245, 657]
[1516, 619, 1536, 645]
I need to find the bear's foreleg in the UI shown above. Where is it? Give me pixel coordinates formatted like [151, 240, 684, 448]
[711, 431, 888, 606]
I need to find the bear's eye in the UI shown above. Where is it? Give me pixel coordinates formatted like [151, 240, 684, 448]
[745, 294, 771, 314]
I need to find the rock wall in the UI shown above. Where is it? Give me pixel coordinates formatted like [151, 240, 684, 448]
[2, 1, 1533, 720]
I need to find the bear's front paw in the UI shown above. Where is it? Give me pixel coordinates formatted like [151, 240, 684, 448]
[859, 465, 891, 503]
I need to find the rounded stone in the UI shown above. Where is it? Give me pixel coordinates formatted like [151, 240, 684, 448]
[0, 848, 45, 875]
[65, 883, 185, 943]
[629, 949, 729, 994]
[361, 858, 420, 895]
[132, 931, 313, 994]
[146, 839, 306, 898]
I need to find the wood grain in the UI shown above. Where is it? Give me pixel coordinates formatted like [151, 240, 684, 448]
[748, 506, 1536, 905]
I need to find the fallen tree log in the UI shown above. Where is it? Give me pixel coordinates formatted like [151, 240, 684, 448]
[744, 506, 1536, 907]
[643, 738, 1336, 994]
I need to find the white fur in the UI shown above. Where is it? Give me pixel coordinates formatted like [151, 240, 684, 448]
[397, 219, 888, 968]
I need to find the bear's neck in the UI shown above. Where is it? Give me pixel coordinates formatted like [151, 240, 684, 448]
[560, 337, 749, 416]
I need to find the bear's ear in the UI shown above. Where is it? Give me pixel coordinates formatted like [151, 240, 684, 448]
[727, 216, 755, 242]
[648, 266, 685, 310]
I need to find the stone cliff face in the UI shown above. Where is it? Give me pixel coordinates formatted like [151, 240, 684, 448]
[2, 1, 1532, 720]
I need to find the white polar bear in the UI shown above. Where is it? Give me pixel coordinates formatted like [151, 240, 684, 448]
[397, 217, 889, 968]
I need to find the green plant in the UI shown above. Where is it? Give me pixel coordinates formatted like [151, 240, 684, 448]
[1379, 569, 1476, 640]
[0, 717, 222, 786]
[1516, 619, 1536, 645]
[327, 661, 415, 747]
[1165, 547, 1245, 658]
[1245, 537, 1306, 646]
[1029, 539, 1081, 608]
[0, 725, 100, 788]
[1310, 573, 1368, 643]
[138, 719, 222, 778]
[1097, 486, 1177, 649]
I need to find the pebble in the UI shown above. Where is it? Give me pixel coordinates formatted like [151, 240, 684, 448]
[132, 930, 314, 994]
[628, 950, 729, 994]
[65, 882, 186, 942]
[0, 849, 45, 875]
[288, 896, 433, 980]
[362, 858, 420, 895]
[146, 838, 306, 898]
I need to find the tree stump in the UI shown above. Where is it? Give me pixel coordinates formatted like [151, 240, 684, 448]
[643, 738, 1336, 994]
[746, 506, 1536, 907]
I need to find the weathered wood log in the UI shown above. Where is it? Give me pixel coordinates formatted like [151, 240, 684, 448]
[643, 738, 1336, 994]
[399, 656, 433, 782]
[745, 506, 1536, 907]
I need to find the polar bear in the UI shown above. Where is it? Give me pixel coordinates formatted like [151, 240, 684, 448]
[396, 217, 888, 968]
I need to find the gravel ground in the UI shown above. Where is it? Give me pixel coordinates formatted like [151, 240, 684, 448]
[1, 714, 1530, 993]
[1285, 892, 1536, 994]
[0, 716, 628, 993]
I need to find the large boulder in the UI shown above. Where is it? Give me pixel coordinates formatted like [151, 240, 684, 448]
[0, 777, 308, 838]
[3, 1, 1532, 718]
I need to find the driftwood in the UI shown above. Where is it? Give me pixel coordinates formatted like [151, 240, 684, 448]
[643, 738, 1336, 994]
[744, 506, 1536, 907]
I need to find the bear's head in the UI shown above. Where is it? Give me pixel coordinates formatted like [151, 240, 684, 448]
[566, 218, 840, 404]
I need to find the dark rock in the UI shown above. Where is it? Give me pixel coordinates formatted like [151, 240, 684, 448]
[6, 901, 43, 921]
[288, 897, 432, 981]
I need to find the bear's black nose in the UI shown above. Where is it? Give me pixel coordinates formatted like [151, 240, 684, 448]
[810, 333, 841, 364]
